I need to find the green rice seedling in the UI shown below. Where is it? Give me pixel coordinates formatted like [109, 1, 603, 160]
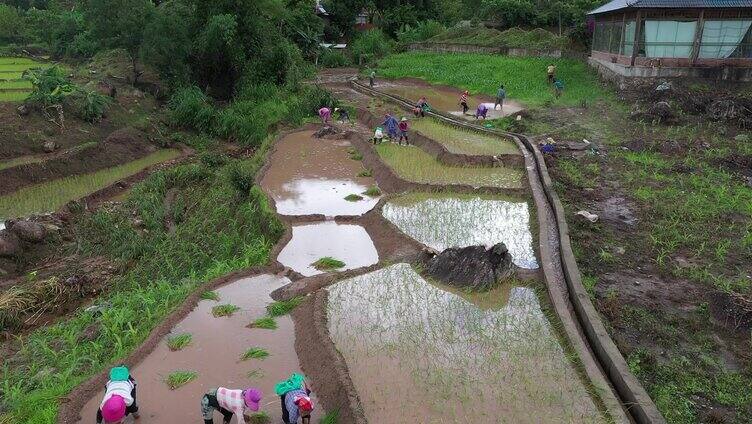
[266, 297, 304, 317]
[166, 333, 192, 351]
[357, 168, 372, 177]
[247, 411, 271, 424]
[200, 290, 220, 301]
[411, 119, 520, 156]
[349, 151, 363, 161]
[312, 257, 345, 271]
[246, 368, 265, 380]
[374, 143, 523, 189]
[319, 410, 339, 424]
[248, 316, 277, 329]
[211, 304, 240, 317]
[0, 90, 29, 102]
[0, 80, 32, 90]
[362, 185, 381, 196]
[344, 194, 363, 201]
[165, 371, 197, 390]
[240, 347, 269, 361]
[0, 149, 181, 219]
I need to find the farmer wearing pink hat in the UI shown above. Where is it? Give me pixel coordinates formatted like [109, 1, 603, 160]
[201, 386, 262, 424]
[276, 373, 314, 424]
[96, 366, 139, 423]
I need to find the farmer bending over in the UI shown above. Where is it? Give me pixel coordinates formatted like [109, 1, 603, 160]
[475, 103, 489, 120]
[96, 366, 139, 424]
[335, 107, 349, 123]
[318, 107, 331, 123]
[373, 126, 384, 144]
[200, 387, 262, 424]
[459, 90, 469, 114]
[413, 96, 430, 117]
[495, 85, 506, 110]
[276, 373, 314, 424]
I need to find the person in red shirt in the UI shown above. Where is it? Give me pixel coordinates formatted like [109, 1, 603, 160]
[459, 90, 469, 114]
[398, 117, 409, 146]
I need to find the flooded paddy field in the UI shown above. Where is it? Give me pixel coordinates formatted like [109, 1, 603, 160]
[260, 129, 380, 216]
[326, 263, 604, 424]
[375, 143, 523, 189]
[411, 118, 520, 156]
[76, 274, 322, 424]
[277, 221, 379, 276]
[0, 149, 180, 221]
[382, 193, 538, 269]
[379, 78, 524, 119]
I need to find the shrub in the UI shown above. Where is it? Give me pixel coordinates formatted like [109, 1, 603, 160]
[168, 86, 215, 132]
[350, 29, 393, 63]
[319, 49, 351, 68]
[226, 160, 258, 194]
[397, 20, 445, 44]
[72, 89, 112, 122]
[24, 66, 76, 108]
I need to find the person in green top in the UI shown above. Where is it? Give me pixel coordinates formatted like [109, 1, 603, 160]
[494, 85, 506, 111]
[553, 79, 564, 98]
[369, 70, 376, 88]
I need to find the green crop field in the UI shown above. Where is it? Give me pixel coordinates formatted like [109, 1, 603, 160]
[0, 80, 32, 90]
[377, 52, 612, 107]
[0, 57, 50, 102]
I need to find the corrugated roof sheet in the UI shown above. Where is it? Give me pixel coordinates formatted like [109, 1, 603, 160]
[588, 0, 752, 15]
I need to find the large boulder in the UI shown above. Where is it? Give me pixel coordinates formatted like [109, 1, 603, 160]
[425, 242, 515, 291]
[7, 219, 47, 243]
[0, 230, 21, 257]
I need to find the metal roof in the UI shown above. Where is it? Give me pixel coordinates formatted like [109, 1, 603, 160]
[588, 0, 752, 15]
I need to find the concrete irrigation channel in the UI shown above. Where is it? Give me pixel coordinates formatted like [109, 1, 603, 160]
[60, 71, 664, 423]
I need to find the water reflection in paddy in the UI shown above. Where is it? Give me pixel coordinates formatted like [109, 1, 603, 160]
[327, 264, 603, 424]
[382, 193, 539, 269]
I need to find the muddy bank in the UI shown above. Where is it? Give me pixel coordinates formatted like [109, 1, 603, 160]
[259, 128, 379, 216]
[291, 291, 367, 424]
[73, 274, 322, 424]
[0, 128, 157, 196]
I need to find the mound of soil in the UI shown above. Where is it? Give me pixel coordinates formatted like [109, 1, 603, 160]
[425, 242, 514, 291]
[0, 127, 156, 195]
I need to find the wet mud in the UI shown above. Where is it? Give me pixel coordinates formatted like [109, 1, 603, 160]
[380, 78, 524, 120]
[383, 193, 539, 269]
[75, 274, 322, 424]
[326, 263, 604, 424]
[260, 129, 380, 216]
[277, 221, 379, 277]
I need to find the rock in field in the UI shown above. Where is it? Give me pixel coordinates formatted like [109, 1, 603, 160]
[425, 243, 514, 291]
[7, 219, 47, 242]
[0, 230, 22, 257]
[43, 140, 57, 153]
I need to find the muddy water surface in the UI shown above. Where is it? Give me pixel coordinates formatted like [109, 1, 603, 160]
[277, 221, 379, 276]
[260, 129, 379, 216]
[327, 263, 603, 424]
[383, 193, 539, 268]
[381, 80, 524, 119]
[76, 274, 322, 424]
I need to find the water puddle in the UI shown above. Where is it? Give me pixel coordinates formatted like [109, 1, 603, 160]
[277, 221, 379, 277]
[260, 130, 379, 216]
[76, 274, 322, 424]
[411, 118, 520, 156]
[327, 263, 603, 424]
[382, 193, 538, 269]
[0, 149, 180, 222]
[381, 81, 523, 119]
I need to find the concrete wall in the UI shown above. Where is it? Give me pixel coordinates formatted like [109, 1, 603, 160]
[589, 56, 752, 83]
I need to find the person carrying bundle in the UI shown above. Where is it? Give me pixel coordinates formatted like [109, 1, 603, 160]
[276, 373, 315, 424]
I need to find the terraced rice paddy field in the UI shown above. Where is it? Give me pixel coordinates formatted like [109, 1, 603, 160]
[411, 118, 521, 156]
[0, 57, 49, 102]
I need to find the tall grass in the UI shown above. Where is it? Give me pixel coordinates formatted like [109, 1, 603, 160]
[375, 143, 523, 188]
[377, 52, 610, 106]
[0, 149, 181, 220]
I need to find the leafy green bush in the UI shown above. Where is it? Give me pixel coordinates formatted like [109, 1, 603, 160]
[350, 29, 393, 63]
[24, 66, 76, 107]
[397, 20, 445, 44]
[168, 86, 215, 132]
[72, 89, 112, 122]
[319, 49, 351, 68]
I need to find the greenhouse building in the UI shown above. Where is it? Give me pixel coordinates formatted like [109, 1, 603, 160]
[587, 0, 752, 80]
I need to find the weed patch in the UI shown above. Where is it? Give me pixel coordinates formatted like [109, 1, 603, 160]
[362, 185, 381, 196]
[200, 291, 220, 301]
[312, 257, 346, 271]
[357, 168, 372, 177]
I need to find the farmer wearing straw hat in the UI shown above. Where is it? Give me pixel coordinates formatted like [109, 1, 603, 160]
[398, 117, 409, 146]
[200, 386, 263, 424]
[96, 366, 139, 423]
[276, 373, 314, 424]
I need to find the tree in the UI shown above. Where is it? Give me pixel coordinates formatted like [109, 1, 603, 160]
[84, 0, 154, 83]
[141, 1, 192, 84]
[0, 4, 25, 44]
